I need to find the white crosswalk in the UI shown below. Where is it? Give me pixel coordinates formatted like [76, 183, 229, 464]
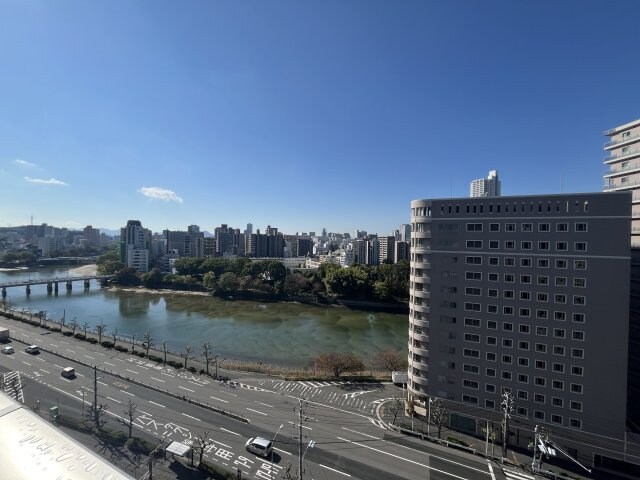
[503, 467, 535, 480]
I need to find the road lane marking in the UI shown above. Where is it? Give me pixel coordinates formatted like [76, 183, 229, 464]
[66, 349, 75, 354]
[139, 410, 152, 416]
[98, 381, 108, 386]
[220, 390, 237, 397]
[182, 413, 201, 421]
[256, 401, 273, 408]
[188, 380, 202, 386]
[288, 421, 311, 430]
[246, 408, 267, 416]
[61, 378, 71, 383]
[50, 344, 59, 348]
[150, 377, 165, 383]
[40, 369, 50, 374]
[84, 355, 95, 360]
[149, 401, 165, 408]
[341, 427, 379, 440]
[179, 386, 195, 392]
[126, 369, 139, 374]
[107, 397, 122, 404]
[336, 436, 482, 479]
[160, 372, 173, 377]
[35, 357, 45, 362]
[76, 373, 85, 377]
[220, 428, 240, 437]
[487, 461, 496, 480]
[22, 361, 32, 366]
[104, 362, 116, 367]
[54, 364, 63, 369]
[274, 448, 292, 455]
[320, 464, 350, 477]
[121, 390, 135, 397]
[210, 396, 229, 403]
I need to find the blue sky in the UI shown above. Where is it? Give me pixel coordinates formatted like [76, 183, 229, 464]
[1, 1, 639, 236]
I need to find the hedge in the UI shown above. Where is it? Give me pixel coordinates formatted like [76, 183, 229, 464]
[114, 345, 128, 353]
[198, 459, 237, 480]
[87, 338, 98, 344]
[101, 341, 114, 348]
[74, 333, 86, 340]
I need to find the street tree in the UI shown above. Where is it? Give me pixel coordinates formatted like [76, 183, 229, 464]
[111, 327, 119, 348]
[183, 346, 193, 370]
[96, 321, 107, 344]
[201, 342, 215, 376]
[162, 340, 168, 364]
[372, 350, 408, 374]
[82, 322, 89, 339]
[387, 397, 404, 425]
[315, 352, 365, 378]
[143, 330, 153, 357]
[123, 399, 137, 438]
[68, 317, 79, 336]
[193, 430, 212, 466]
[430, 398, 448, 439]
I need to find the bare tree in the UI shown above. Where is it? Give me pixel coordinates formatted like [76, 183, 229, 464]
[183, 346, 193, 370]
[111, 327, 118, 348]
[430, 398, 448, 439]
[193, 430, 211, 466]
[372, 350, 408, 374]
[59, 314, 66, 330]
[162, 340, 168, 364]
[123, 399, 137, 438]
[315, 352, 365, 378]
[82, 322, 89, 338]
[201, 342, 215, 376]
[68, 317, 79, 336]
[143, 330, 153, 357]
[96, 321, 107, 344]
[90, 402, 109, 429]
[387, 397, 404, 425]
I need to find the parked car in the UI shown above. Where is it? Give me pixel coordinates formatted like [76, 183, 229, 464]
[61, 367, 75, 378]
[245, 437, 273, 458]
[25, 345, 39, 354]
[1, 346, 14, 354]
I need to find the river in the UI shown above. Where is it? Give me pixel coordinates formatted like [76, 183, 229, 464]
[0, 267, 409, 368]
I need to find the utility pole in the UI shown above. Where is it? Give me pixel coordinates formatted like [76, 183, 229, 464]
[501, 391, 514, 464]
[299, 398, 303, 480]
[93, 365, 98, 422]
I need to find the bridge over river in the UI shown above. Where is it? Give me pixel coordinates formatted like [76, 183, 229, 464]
[0, 275, 114, 297]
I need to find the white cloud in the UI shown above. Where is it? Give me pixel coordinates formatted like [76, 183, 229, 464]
[138, 186, 183, 203]
[15, 159, 36, 167]
[24, 176, 69, 186]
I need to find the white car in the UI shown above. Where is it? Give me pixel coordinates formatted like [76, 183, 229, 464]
[1, 346, 14, 354]
[245, 437, 273, 458]
[25, 345, 39, 354]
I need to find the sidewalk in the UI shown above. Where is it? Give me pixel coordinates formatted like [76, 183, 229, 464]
[377, 400, 596, 480]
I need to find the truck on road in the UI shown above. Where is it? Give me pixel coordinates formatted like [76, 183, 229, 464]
[0, 327, 9, 343]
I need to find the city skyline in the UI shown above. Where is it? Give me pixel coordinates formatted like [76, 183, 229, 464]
[1, 1, 639, 233]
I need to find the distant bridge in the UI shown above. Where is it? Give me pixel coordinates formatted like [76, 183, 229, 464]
[1, 275, 114, 297]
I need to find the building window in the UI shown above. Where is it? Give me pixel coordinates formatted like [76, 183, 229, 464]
[504, 257, 515, 266]
[553, 328, 566, 338]
[488, 273, 499, 282]
[538, 258, 550, 268]
[537, 276, 549, 285]
[553, 345, 565, 356]
[536, 326, 547, 336]
[505, 223, 516, 232]
[520, 258, 532, 267]
[552, 363, 565, 373]
[516, 407, 528, 417]
[571, 366, 584, 376]
[534, 394, 545, 404]
[463, 349, 480, 358]
[521, 241, 532, 250]
[555, 259, 568, 269]
[489, 223, 500, 232]
[487, 352, 497, 361]
[466, 256, 482, 265]
[521, 223, 533, 232]
[520, 275, 532, 284]
[489, 257, 499, 266]
[569, 419, 582, 429]
[537, 293, 548, 302]
[462, 395, 478, 405]
[503, 339, 513, 348]
[464, 318, 481, 327]
[534, 411, 545, 420]
[504, 290, 514, 299]
[518, 357, 529, 367]
[572, 331, 585, 341]
[465, 302, 481, 312]
[485, 400, 495, 409]
[487, 304, 498, 313]
[575, 223, 588, 232]
[571, 383, 583, 394]
[519, 324, 531, 334]
[551, 414, 563, 425]
[465, 287, 482, 296]
[556, 241, 568, 251]
[518, 340, 530, 350]
[554, 294, 566, 304]
[573, 295, 586, 306]
[505, 240, 515, 249]
[486, 384, 496, 393]
[572, 348, 584, 359]
[464, 333, 481, 343]
[552, 397, 563, 407]
[466, 223, 483, 232]
[518, 374, 529, 384]
[488, 288, 498, 298]
[503, 306, 514, 316]
[555, 277, 567, 287]
[502, 371, 512, 380]
[570, 401, 583, 411]
[556, 223, 569, 232]
[554, 311, 566, 321]
[574, 242, 587, 252]
[574, 260, 587, 270]
[487, 320, 497, 330]
[538, 241, 550, 251]
[538, 223, 550, 232]
[465, 271, 482, 281]
[463, 379, 479, 389]
[466, 240, 483, 249]
[489, 240, 500, 250]
[552, 380, 564, 390]
[486, 368, 496, 377]
[519, 308, 531, 318]
[535, 377, 546, 387]
[487, 336, 498, 346]
[535, 343, 547, 353]
[535, 360, 547, 370]
[536, 310, 548, 320]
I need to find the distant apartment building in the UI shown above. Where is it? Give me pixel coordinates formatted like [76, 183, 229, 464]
[379, 236, 395, 264]
[394, 240, 409, 263]
[163, 228, 204, 257]
[83, 225, 100, 247]
[470, 170, 501, 198]
[408, 192, 633, 468]
[120, 220, 151, 272]
[603, 118, 640, 246]
[247, 228, 285, 258]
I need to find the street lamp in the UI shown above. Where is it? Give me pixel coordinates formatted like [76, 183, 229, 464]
[271, 424, 284, 480]
[214, 354, 220, 378]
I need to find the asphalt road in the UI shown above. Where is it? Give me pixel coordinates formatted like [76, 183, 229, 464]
[0, 315, 512, 480]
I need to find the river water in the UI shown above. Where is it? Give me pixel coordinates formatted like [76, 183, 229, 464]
[0, 267, 409, 367]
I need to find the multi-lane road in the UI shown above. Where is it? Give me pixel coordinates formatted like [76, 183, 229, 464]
[0, 315, 525, 480]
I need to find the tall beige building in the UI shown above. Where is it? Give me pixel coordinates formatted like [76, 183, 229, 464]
[604, 118, 640, 246]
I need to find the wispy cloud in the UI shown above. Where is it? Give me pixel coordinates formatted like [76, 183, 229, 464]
[138, 186, 183, 203]
[15, 159, 36, 167]
[24, 176, 69, 186]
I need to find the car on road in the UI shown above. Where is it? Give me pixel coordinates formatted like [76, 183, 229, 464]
[61, 367, 76, 378]
[245, 437, 273, 458]
[25, 345, 40, 354]
[1, 346, 14, 354]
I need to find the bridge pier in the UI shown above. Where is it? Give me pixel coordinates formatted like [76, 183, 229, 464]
[2, 287, 5, 298]
[54, 282, 59, 295]
[66, 281, 72, 291]
[26, 285, 31, 296]
[83, 279, 90, 290]
[47, 282, 53, 294]
[100, 278, 109, 287]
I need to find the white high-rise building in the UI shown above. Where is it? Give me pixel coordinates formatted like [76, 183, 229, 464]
[470, 170, 501, 197]
[120, 220, 151, 272]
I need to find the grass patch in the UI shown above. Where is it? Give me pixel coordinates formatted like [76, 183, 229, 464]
[198, 459, 237, 479]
